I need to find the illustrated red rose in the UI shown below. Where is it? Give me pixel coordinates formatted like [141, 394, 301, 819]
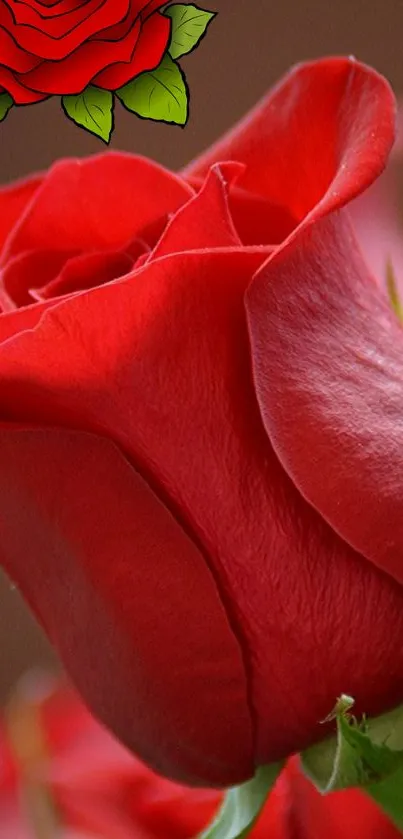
[0, 674, 399, 839]
[0, 56, 403, 789]
[0, 0, 170, 103]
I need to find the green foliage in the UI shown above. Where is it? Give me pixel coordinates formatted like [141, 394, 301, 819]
[0, 92, 13, 122]
[62, 86, 114, 143]
[117, 54, 188, 125]
[386, 258, 403, 323]
[165, 3, 216, 59]
[302, 695, 403, 832]
[198, 763, 283, 839]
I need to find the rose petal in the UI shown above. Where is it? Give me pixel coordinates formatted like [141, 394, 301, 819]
[0, 174, 43, 253]
[1, 152, 192, 263]
[2, 249, 403, 768]
[0, 426, 253, 787]
[149, 163, 243, 261]
[0, 248, 75, 309]
[184, 57, 395, 229]
[32, 251, 133, 301]
[246, 210, 403, 585]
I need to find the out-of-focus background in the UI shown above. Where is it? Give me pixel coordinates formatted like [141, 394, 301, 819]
[1, 0, 403, 701]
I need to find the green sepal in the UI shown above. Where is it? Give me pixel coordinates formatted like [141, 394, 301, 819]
[61, 86, 114, 143]
[116, 53, 188, 125]
[198, 763, 283, 839]
[0, 92, 13, 122]
[301, 695, 403, 831]
[165, 3, 216, 59]
[386, 257, 403, 323]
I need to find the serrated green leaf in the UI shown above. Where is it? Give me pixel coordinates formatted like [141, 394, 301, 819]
[198, 763, 283, 839]
[117, 54, 188, 125]
[165, 3, 216, 59]
[301, 695, 403, 832]
[386, 257, 403, 323]
[0, 92, 13, 122]
[61, 86, 114, 143]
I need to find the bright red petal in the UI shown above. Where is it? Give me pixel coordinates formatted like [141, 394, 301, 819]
[0, 248, 75, 309]
[1, 152, 192, 264]
[184, 57, 395, 229]
[0, 174, 43, 252]
[149, 163, 243, 261]
[2, 250, 403, 771]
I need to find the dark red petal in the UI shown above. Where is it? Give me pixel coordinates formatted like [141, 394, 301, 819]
[0, 174, 42, 252]
[2, 250, 403, 767]
[93, 13, 170, 90]
[1, 152, 192, 263]
[184, 57, 396, 228]
[149, 163, 243, 261]
[0, 426, 253, 787]
[246, 210, 403, 585]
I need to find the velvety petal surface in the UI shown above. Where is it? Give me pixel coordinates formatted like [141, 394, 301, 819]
[1, 57, 402, 782]
[0, 426, 253, 787]
[2, 247, 403, 771]
[246, 210, 403, 586]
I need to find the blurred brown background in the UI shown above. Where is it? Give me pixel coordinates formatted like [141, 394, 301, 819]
[1, 0, 403, 701]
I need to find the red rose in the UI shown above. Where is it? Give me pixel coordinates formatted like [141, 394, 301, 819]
[0, 0, 170, 103]
[0, 56, 403, 789]
[1, 675, 399, 838]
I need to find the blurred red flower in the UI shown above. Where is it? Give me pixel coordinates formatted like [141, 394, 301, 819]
[0, 673, 401, 839]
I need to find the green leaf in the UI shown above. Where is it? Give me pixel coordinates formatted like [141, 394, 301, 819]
[117, 54, 188, 125]
[386, 257, 403, 323]
[301, 695, 403, 831]
[61, 86, 114, 143]
[0, 92, 13, 122]
[198, 763, 283, 839]
[165, 3, 216, 59]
